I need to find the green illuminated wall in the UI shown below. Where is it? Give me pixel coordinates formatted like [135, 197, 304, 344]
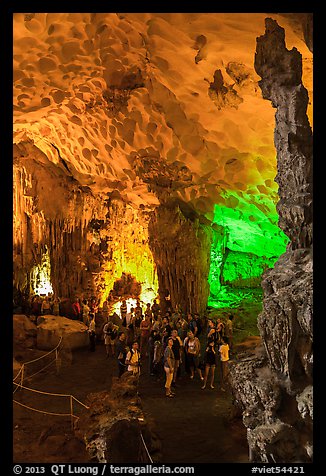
[208, 190, 289, 308]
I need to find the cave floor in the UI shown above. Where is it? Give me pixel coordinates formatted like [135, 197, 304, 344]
[13, 340, 250, 464]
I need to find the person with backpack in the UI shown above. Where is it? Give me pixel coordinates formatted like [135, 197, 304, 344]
[125, 341, 141, 376]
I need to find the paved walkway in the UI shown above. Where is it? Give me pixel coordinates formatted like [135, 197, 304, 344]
[14, 341, 249, 463]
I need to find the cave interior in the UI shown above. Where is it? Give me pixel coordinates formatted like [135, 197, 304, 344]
[12, 12, 313, 464]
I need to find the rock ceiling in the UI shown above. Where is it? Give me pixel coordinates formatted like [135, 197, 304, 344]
[13, 12, 313, 265]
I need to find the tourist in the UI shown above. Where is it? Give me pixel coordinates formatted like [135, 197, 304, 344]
[144, 302, 153, 322]
[225, 314, 234, 350]
[126, 319, 135, 348]
[125, 341, 141, 376]
[177, 314, 188, 341]
[151, 313, 161, 332]
[201, 341, 217, 389]
[151, 299, 160, 320]
[134, 300, 143, 325]
[88, 314, 96, 352]
[126, 306, 135, 328]
[171, 306, 181, 329]
[52, 296, 61, 316]
[41, 296, 52, 315]
[103, 320, 118, 357]
[207, 319, 218, 345]
[81, 299, 90, 326]
[163, 337, 176, 398]
[115, 332, 128, 378]
[161, 316, 172, 337]
[148, 329, 160, 375]
[120, 299, 127, 326]
[184, 330, 204, 381]
[171, 329, 183, 386]
[219, 336, 230, 391]
[153, 337, 164, 379]
[216, 318, 225, 343]
[31, 295, 42, 319]
[187, 313, 198, 337]
[102, 300, 109, 320]
[140, 314, 152, 357]
[72, 297, 81, 320]
[90, 297, 99, 316]
[194, 313, 203, 337]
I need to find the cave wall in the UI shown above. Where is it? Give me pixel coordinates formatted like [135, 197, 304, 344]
[13, 144, 108, 300]
[148, 203, 212, 315]
[228, 18, 313, 463]
[13, 147, 160, 306]
[221, 249, 277, 288]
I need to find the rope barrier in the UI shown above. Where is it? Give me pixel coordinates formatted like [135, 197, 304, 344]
[140, 431, 153, 463]
[13, 382, 74, 398]
[24, 358, 56, 380]
[23, 336, 63, 365]
[13, 399, 75, 418]
[72, 395, 89, 410]
[13, 365, 24, 382]
[13, 335, 89, 429]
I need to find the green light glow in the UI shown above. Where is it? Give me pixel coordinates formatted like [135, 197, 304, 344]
[208, 190, 289, 308]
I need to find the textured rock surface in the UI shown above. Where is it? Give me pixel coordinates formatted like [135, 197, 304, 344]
[148, 203, 212, 314]
[229, 18, 313, 463]
[76, 372, 161, 463]
[13, 314, 38, 349]
[36, 315, 89, 350]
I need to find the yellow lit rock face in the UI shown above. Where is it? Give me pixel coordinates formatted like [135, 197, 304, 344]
[13, 13, 312, 211]
[97, 200, 159, 306]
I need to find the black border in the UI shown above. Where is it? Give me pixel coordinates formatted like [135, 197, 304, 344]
[2, 1, 321, 473]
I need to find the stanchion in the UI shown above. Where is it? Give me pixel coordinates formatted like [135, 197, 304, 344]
[70, 395, 74, 430]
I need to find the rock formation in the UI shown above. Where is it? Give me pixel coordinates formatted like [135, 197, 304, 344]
[76, 372, 161, 463]
[228, 18, 313, 463]
[36, 314, 89, 350]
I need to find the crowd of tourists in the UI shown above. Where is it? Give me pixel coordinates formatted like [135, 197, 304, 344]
[97, 299, 234, 398]
[23, 293, 234, 398]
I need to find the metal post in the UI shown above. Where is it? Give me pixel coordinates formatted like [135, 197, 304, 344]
[70, 396, 74, 431]
[21, 364, 25, 389]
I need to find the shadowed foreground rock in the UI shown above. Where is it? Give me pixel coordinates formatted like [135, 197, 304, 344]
[75, 372, 162, 463]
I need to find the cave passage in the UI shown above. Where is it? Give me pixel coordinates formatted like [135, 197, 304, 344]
[208, 197, 289, 308]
